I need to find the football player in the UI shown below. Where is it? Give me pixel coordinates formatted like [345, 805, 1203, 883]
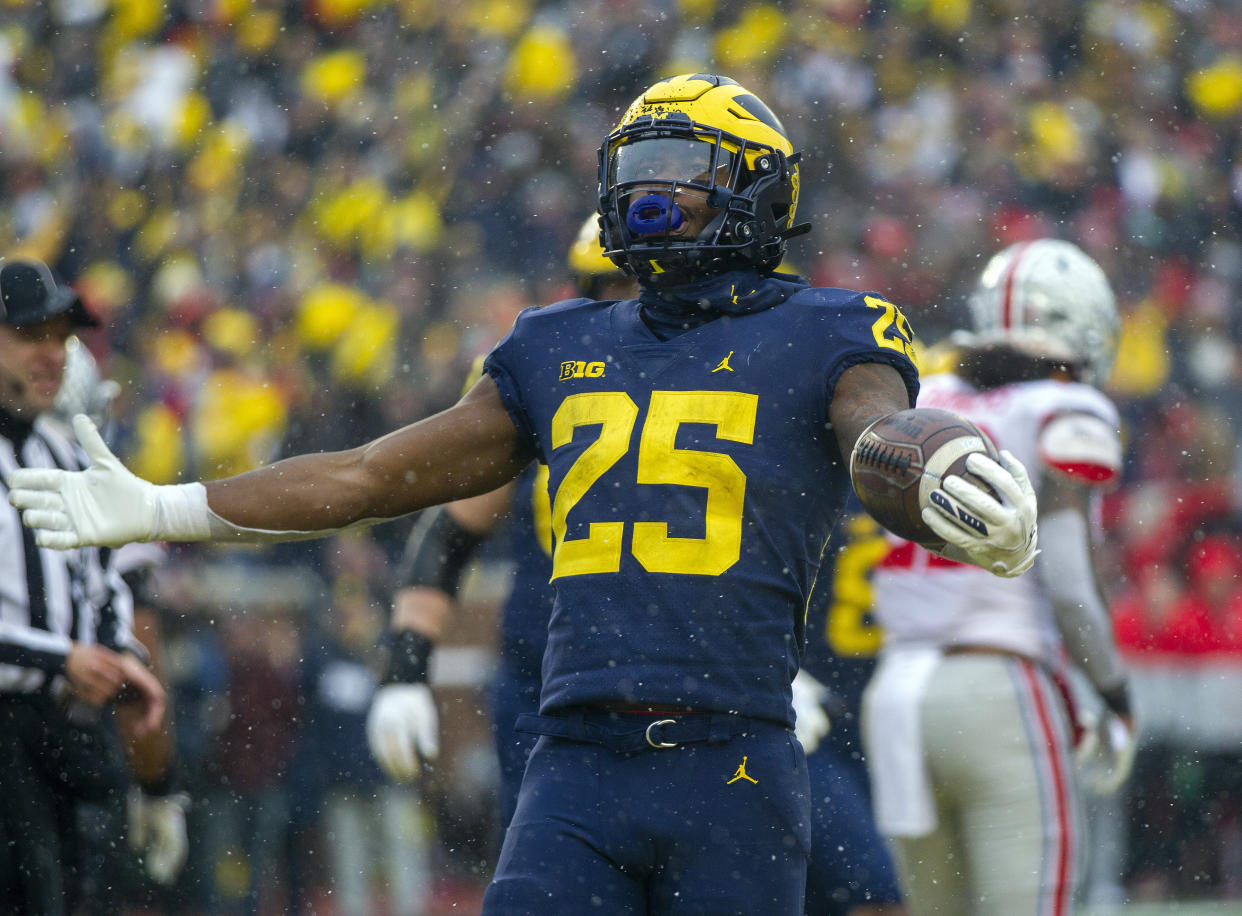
[365, 216, 639, 836]
[800, 505, 908, 916]
[861, 239, 1134, 915]
[10, 75, 1038, 915]
[372, 226, 904, 916]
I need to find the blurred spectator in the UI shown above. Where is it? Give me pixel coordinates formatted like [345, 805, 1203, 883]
[1164, 536, 1242, 655]
[158, 604, 231, 912]
[201, 611, 304, 916]
[1112, 563, 1187, 657]
[299, 544, 432, 916]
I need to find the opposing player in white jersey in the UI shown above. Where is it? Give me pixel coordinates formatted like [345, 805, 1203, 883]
[861, 239, 1135, 915]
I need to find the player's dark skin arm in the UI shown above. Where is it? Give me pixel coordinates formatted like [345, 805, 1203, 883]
[207, 376, 534, 531]
[207, 362, 908, 532]
[828, 362, 914, 459]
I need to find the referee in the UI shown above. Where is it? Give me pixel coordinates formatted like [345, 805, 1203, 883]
[0, 258, 166, 915]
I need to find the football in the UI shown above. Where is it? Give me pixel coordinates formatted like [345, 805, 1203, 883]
[849, 408, 1001, 550]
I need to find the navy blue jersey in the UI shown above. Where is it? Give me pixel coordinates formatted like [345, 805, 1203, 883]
[484, 288, 918, 725]
[499, 462, 555, 676]
[801, 500, 888, 758]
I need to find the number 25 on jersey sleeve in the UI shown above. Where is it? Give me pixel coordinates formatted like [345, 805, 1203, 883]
[549, 390, 758, 580]
[866, 296, 919, 368]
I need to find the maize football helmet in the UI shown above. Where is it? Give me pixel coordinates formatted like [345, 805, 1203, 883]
[568, 214, 636, 300]
[965, 239, 1119, 387]
[568, 215, 618, 279]
[597, 74, 808, 287]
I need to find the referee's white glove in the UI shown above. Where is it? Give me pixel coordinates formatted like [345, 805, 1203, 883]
[129, 789, 190, 885]
[8, 415, 209, 549]
[922, 450, 1039, 578]
[791, 669, 833, 755]
[366, 683, 440, 782]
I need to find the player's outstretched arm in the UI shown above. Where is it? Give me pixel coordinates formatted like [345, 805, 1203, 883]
[9, 376, 533, 549]
[830, 362, 1038, 578]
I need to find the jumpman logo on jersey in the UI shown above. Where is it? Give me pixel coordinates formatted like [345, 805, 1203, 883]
[727, 756, 758, 784]
[711, 351, 735, 373]
[728, 284, 756, 305]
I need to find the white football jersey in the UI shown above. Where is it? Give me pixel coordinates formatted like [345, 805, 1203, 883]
[872, 372, 1121, 663]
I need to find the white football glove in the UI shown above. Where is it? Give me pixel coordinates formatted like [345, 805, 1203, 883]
[1075, 709, 1137, 796]
[128, 790, 189, 885]
[791, 669, 833, 755]
[366, 683, 440, 782]
[921, 449, 1039, 578]
[7, 414, 209, 549]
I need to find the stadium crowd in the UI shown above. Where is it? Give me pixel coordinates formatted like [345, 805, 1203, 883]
[5, 0, 1242, 910]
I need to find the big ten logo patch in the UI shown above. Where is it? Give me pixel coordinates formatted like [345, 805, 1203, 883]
[559, 360, 606, 381]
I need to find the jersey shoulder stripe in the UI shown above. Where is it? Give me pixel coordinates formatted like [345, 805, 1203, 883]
[1038, 410, 1122, 485]
[1027, 380, 1121, 486]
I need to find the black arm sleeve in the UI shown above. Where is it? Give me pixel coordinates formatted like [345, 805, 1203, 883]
[381, 629, 435, 685]
[392, 506, 489, 598]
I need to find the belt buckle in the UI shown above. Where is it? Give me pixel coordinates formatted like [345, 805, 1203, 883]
[645, 718, 679, 749]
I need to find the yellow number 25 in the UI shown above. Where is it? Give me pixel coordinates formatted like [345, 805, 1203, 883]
[549, 390, 758, 579]
[865, 296, 919, 369]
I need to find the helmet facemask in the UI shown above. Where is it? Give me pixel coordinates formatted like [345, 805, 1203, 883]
[598, 113, 802, 287]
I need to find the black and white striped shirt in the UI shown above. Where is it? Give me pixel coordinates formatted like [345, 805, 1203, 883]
[0, 408, 139, 695]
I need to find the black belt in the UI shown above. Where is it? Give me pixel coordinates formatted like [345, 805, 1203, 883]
[515, 708, 776, 753]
